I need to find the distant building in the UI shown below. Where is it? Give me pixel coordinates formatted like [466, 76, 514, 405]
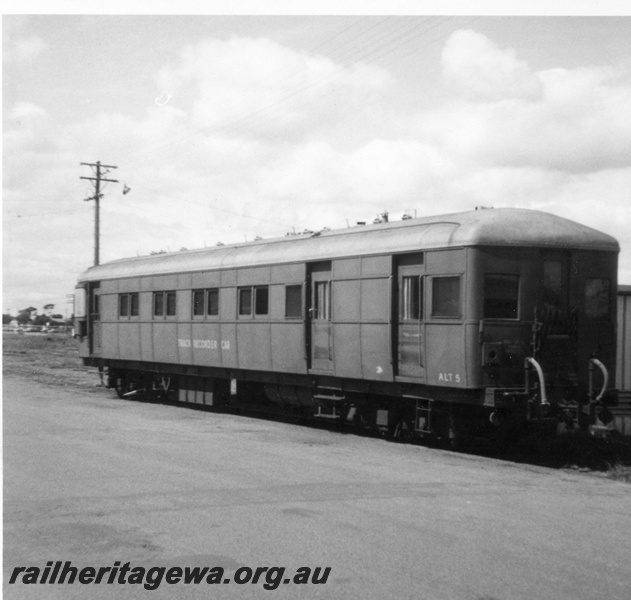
[613, 285, 631, 435]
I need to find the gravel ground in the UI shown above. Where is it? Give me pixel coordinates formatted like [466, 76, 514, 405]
[3, 332, 631, 600]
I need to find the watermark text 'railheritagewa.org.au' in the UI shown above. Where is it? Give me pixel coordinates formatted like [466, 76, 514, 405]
[9, 561, 332, 591]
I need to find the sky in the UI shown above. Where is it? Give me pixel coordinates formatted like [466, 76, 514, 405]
[3, 1, 631, 316]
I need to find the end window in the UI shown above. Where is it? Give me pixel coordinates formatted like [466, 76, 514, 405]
[484, 274, 519, 319]
[585, 278, 611, 319]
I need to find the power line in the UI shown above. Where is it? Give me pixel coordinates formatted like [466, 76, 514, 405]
[115, 17, 454, 171]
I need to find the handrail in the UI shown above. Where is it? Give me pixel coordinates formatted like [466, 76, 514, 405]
[589, 358, 609, 402]
[525, 357, 549, 407]
[388, 275, 393, 365]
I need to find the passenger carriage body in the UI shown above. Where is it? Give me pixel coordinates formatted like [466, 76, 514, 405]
[75, 208, 619, 439]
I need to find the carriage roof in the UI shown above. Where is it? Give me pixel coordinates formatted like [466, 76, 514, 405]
[78, 208, 619, 282]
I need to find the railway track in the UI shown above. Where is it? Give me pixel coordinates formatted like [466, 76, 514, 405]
[116, 385, 631, 472]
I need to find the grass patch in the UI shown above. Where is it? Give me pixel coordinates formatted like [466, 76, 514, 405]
[3, 332, 100, 391]
[607, 463, 631, 483]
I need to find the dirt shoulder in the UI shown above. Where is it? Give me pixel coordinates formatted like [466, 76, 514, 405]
[3, 330, 630, 480]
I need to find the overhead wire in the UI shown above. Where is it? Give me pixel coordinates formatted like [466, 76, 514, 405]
[59, 16, 474, 240]
[114, 17, 382, 169]
[115, 16, 445, 171]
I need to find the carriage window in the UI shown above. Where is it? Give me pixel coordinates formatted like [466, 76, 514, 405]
[153, 292, 164, 316]
[585, 278, 610, 319]
[193, 288, 219, 317]
[432, 276, 461, 318]
[154, 291, 176, 317]
[402, 276, 422, 320]
[313, 281, 331, 320]
[119, 294, 129, 317]
[92, 293, 100, 320]
[484, 274, 519, 319]
[238, 288, 253, 316]
[130, 292, 139, 316]
[193, 290, 205, 316]
[166, 292, 177, 316]
[119, 293, 139, 318]
[255, 286, 269, 315]
[207, 288, 219, 316]
[238, 286, 268, 317]
[285, 285, 303, 318]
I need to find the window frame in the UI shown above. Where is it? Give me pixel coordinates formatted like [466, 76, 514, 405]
[119, 292, 139, 319]
[192, 288, 220, 318]
[238, 285, 270, 318]
[153, 291, 177, 319]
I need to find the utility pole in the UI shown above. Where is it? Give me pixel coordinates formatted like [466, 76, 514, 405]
[80, 161, 118, 266]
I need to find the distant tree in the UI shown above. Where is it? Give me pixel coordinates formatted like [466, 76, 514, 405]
[16, 307, 37, 325]
[3, 314, 13, 325]
[43, 303, 55, 314]
[52, 314, 64, 320]
[33, 314, 50, 326]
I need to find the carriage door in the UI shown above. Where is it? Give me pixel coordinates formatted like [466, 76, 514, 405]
[308, 262, 333, 372]
[88, 282, 102, 355]
[539, 251, 575, 376]
[396, 255, 425, 379]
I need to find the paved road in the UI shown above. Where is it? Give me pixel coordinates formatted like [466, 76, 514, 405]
[3, 376, 630, 600]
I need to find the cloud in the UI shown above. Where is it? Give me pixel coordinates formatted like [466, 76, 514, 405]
[156, 36, 393, 140]
[441, 29, 542, 102]
[426, 30, 631, 174]
[8, 101, 48, 121]
[3, 17, 46, 63]
[12, 36, 46, 62]
[4, 26, 631, 313]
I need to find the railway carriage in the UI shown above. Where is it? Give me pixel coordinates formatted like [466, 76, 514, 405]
[75, 208, 619, 442]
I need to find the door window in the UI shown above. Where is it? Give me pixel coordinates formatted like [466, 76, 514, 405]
[313, 281, 330, 320]
[402, 276, 422, 321]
